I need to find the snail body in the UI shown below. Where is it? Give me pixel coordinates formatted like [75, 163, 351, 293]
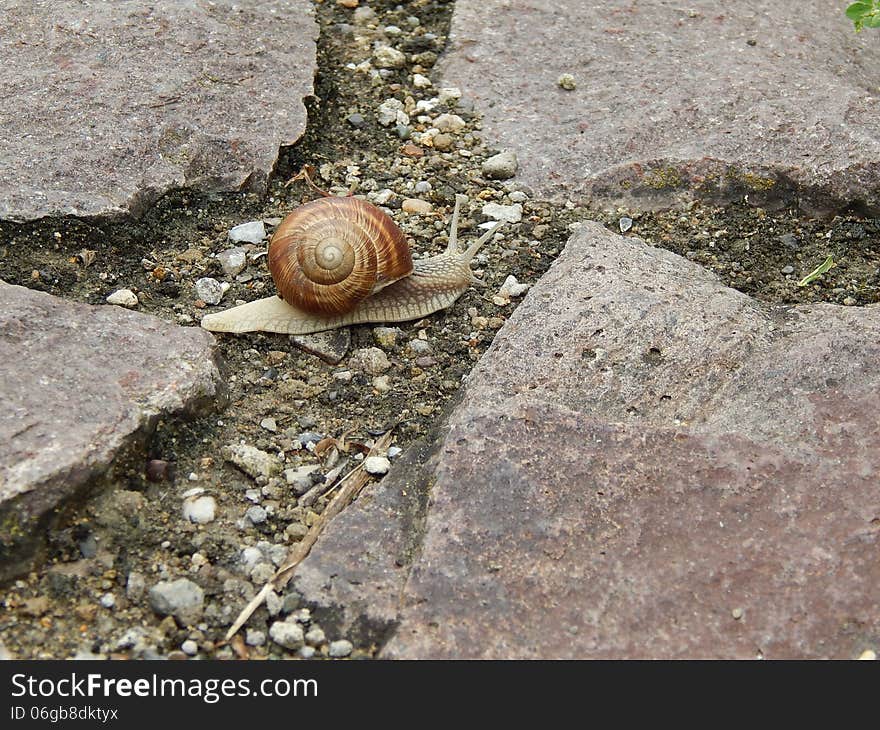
[200, 194, 501, 335]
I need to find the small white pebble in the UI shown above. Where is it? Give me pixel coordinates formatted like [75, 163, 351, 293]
[731, 607, 744, 620]
[363, 456, 391, 475]
[260, 417, 278, 432]
[228, 221, 266, 244]
[181, 639, 198, 656]
[245, 629, 266, 647]
[100, 593, 115, 609]
[182, 495, 216, 525]
[412, 73, 432, 88]
[328, 639, 353, 658]
[402, 198, 433, 215]
[858, 649, 877, 660]
[105, 289, 138, 308]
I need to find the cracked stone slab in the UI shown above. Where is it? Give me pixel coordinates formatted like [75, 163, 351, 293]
[439, 0, 880, 214]
[294, 223, 880, 658]
[0, 1, 317, 221]
[0, 281, 222, 580]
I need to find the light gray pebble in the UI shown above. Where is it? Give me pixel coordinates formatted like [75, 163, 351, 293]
[482, 151, 518, 180]
[305, 627, 326, 647]
[148, 578, 204, 626]
[297, 431, 324, 447]
[508, 190, 527, 203]
[387, 446, 403, 459]
[244, 489, 261, 504]
[438, 87, 462, 105]
[353, 6, 376, 24]
[372, 188, 395, 205]
[414, 181, 432, 193]
[260, 417, 278, 432]
[195, 277, 226, 305]
[266, 590, 283, 617]
[349, 347, 391, 374]
[245, 629, 266, 647]
[781, 265, 795, 275]
[240, 546, 262, 570]
[105, 289, 138, 308]
[298, 646, 316, 659]
[181, 639, 198, 656]
[408, 339, 432, 355]
[217, 247, 247, 276]
[619, 217, 633, 233]
[433, 113, 465, 133]
[269, 621, 304, 650]
[328, 640, 353, 658]
[126, 572, 146, 600]
[100, 593, 116, 609]
[364, 456, 391, 475]
[285, 465, 321, 496]
[289, 608, 311, 624]
[498, 274, 531, 298]
[222, 443, 282, 480]
[245, 506, 268, 525]
[395, 124, 411, 139]
[250, 562, 276, 584]
[377, 98, 407, 127]
[373, 45, 406, 69]
[285, 523, 309, 541]
[229, 221, 266, 244]
[482, 202, 523, 223]
[182, 495, 216, 524]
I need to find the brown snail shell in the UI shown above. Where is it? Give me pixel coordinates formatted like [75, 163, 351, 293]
[267, 196, 413, 316]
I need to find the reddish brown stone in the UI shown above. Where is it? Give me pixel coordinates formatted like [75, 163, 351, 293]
[438, 1, 880, 214]
[0, 282, 221, 580]
[293, 224, 880, 658]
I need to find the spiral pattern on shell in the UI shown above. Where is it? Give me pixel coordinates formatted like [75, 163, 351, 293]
[267, 196, 413, 316]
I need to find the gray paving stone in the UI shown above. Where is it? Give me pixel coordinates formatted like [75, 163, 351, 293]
[0, 1, 317, 221]
[294, 224, 880, 658]
[0, 281, 221, 580]
[439, 1, 880, 214]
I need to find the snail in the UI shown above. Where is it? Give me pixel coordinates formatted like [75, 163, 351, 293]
[200, 184, 503, 336]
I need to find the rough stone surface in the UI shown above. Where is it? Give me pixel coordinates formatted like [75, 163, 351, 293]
[439, 0, 880, 213]
[0, 281, 220, 580]
[294, 224, 880, 658]
[0, 1, 317, 221]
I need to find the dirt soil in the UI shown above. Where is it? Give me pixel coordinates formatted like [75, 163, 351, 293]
[0, 0, 878, 660]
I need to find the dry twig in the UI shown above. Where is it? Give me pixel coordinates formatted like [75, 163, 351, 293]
[224, 431, 393, 642]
